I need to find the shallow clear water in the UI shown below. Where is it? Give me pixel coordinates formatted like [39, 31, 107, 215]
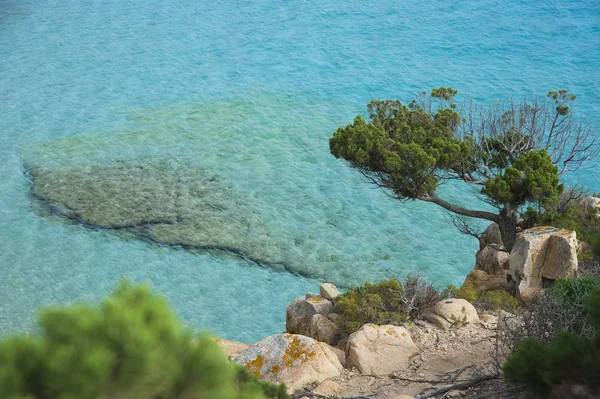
[1, 0, 599, 343]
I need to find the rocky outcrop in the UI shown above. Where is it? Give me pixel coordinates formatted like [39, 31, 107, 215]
[214, 338, 250, 360]
[235, 333, 342, 393]
[508, 226, 578, 301]
[479, 223, 504, 251]
[423, 299, 479, 329]
[463, 269, 510, 293]
[310, 314, 338, 345]
[286, 296, 333, 336]
[475, 245, 509, 274]
[345, 324, 418, 376]
[320, 283, 342, 301]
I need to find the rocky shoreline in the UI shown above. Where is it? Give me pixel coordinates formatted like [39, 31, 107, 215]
[220, 214, 598, 399]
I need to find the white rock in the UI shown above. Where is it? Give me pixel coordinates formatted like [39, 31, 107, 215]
[235, 333, 342, 394]
[423, 299, 479, 329]
[508, 226, 578, 301]
[320, 283, 342, 301]
[323, 343, 346, 366]
[286, 296, 333, 336]
[394, 395, 414, 399]
[345, 324, 418, 376]
[214, 338, 250, 360]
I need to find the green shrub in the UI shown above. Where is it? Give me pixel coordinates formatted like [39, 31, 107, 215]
[503, 287, 600, 397]
[0, 281, 281, 399]
[402, 273, 440, 317]
[477, 290, 520, 312]
[235, 366, 290, 399]
[537, 197, 600, 261]
[441, 282, 478, 303]
[547, 275, 600, 307]
[442, 283, 520, 312]
[334, 280, 409, 335]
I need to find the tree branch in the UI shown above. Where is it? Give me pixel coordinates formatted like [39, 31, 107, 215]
[415, 375, 495, 399]
[419, 193, 501, 223]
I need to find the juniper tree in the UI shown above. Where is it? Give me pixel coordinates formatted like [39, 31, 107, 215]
[329, 88, 599, 251]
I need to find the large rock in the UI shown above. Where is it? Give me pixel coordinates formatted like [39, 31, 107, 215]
[323, 344, 346, 366]
[310, 314, 338, 345]
[320, 283, 342, 301]
[479, 223, 504, 251]
[423, 299, 479, 329]
[286, 296, 333, 336]
[463, 269, 510, 293]
[345, 324, 418, 376]
[235, 333, 342, 393]
[475, 245, 509, 274]
[214, 338, 250, 360]
[509, 226, 578, 301]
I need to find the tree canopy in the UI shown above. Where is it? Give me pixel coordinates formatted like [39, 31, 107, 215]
[330, 88, 599, 250]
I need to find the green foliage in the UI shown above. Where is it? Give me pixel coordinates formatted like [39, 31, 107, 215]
[547, 275, 600, 308]
[334, 280, 409, 335]
[477, 290, 520, 312]
[441, 283, 478, 303]
[536, 196, 600, 261]
[0, 281, 274, 399]
[330, 95, 468, 199]
[482, 149, 563, 208]
[503, 286, 600, 397]
[442, 283, 519, 312]
[235, 365, 290, 399]
[329, 88, 596, 251]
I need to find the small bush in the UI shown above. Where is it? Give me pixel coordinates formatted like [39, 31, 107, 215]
[499, 275, 600, 357]
[402, 273, 440, 318]
[334, 280, 409, 336]
[503, 287, 600, 397]
[441, 282, 478, 303]
[477, 290, 520, 312]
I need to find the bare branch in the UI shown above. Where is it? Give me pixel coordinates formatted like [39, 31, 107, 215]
[415, 375, 495, 399]
[444, 212, 482, 239]
[418, 192, 501, 223]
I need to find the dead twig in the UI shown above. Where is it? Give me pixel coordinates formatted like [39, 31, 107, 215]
[414, 374, 495, 399]
[292, 393, 372, 399]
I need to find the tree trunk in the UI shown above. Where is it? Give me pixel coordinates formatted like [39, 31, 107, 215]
[498, 205, 518, 252]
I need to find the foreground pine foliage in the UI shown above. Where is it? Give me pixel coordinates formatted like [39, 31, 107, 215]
[0, 281, 288, 399]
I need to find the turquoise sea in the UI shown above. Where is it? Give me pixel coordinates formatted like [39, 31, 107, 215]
[1, 0, 599, 343]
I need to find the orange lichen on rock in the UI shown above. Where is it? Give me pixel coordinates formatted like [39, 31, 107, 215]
[308, 296, 323, 303]
[245, 354, 265, 377]
[269, 364, 281, 375]
[282, 336, 316, 367]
